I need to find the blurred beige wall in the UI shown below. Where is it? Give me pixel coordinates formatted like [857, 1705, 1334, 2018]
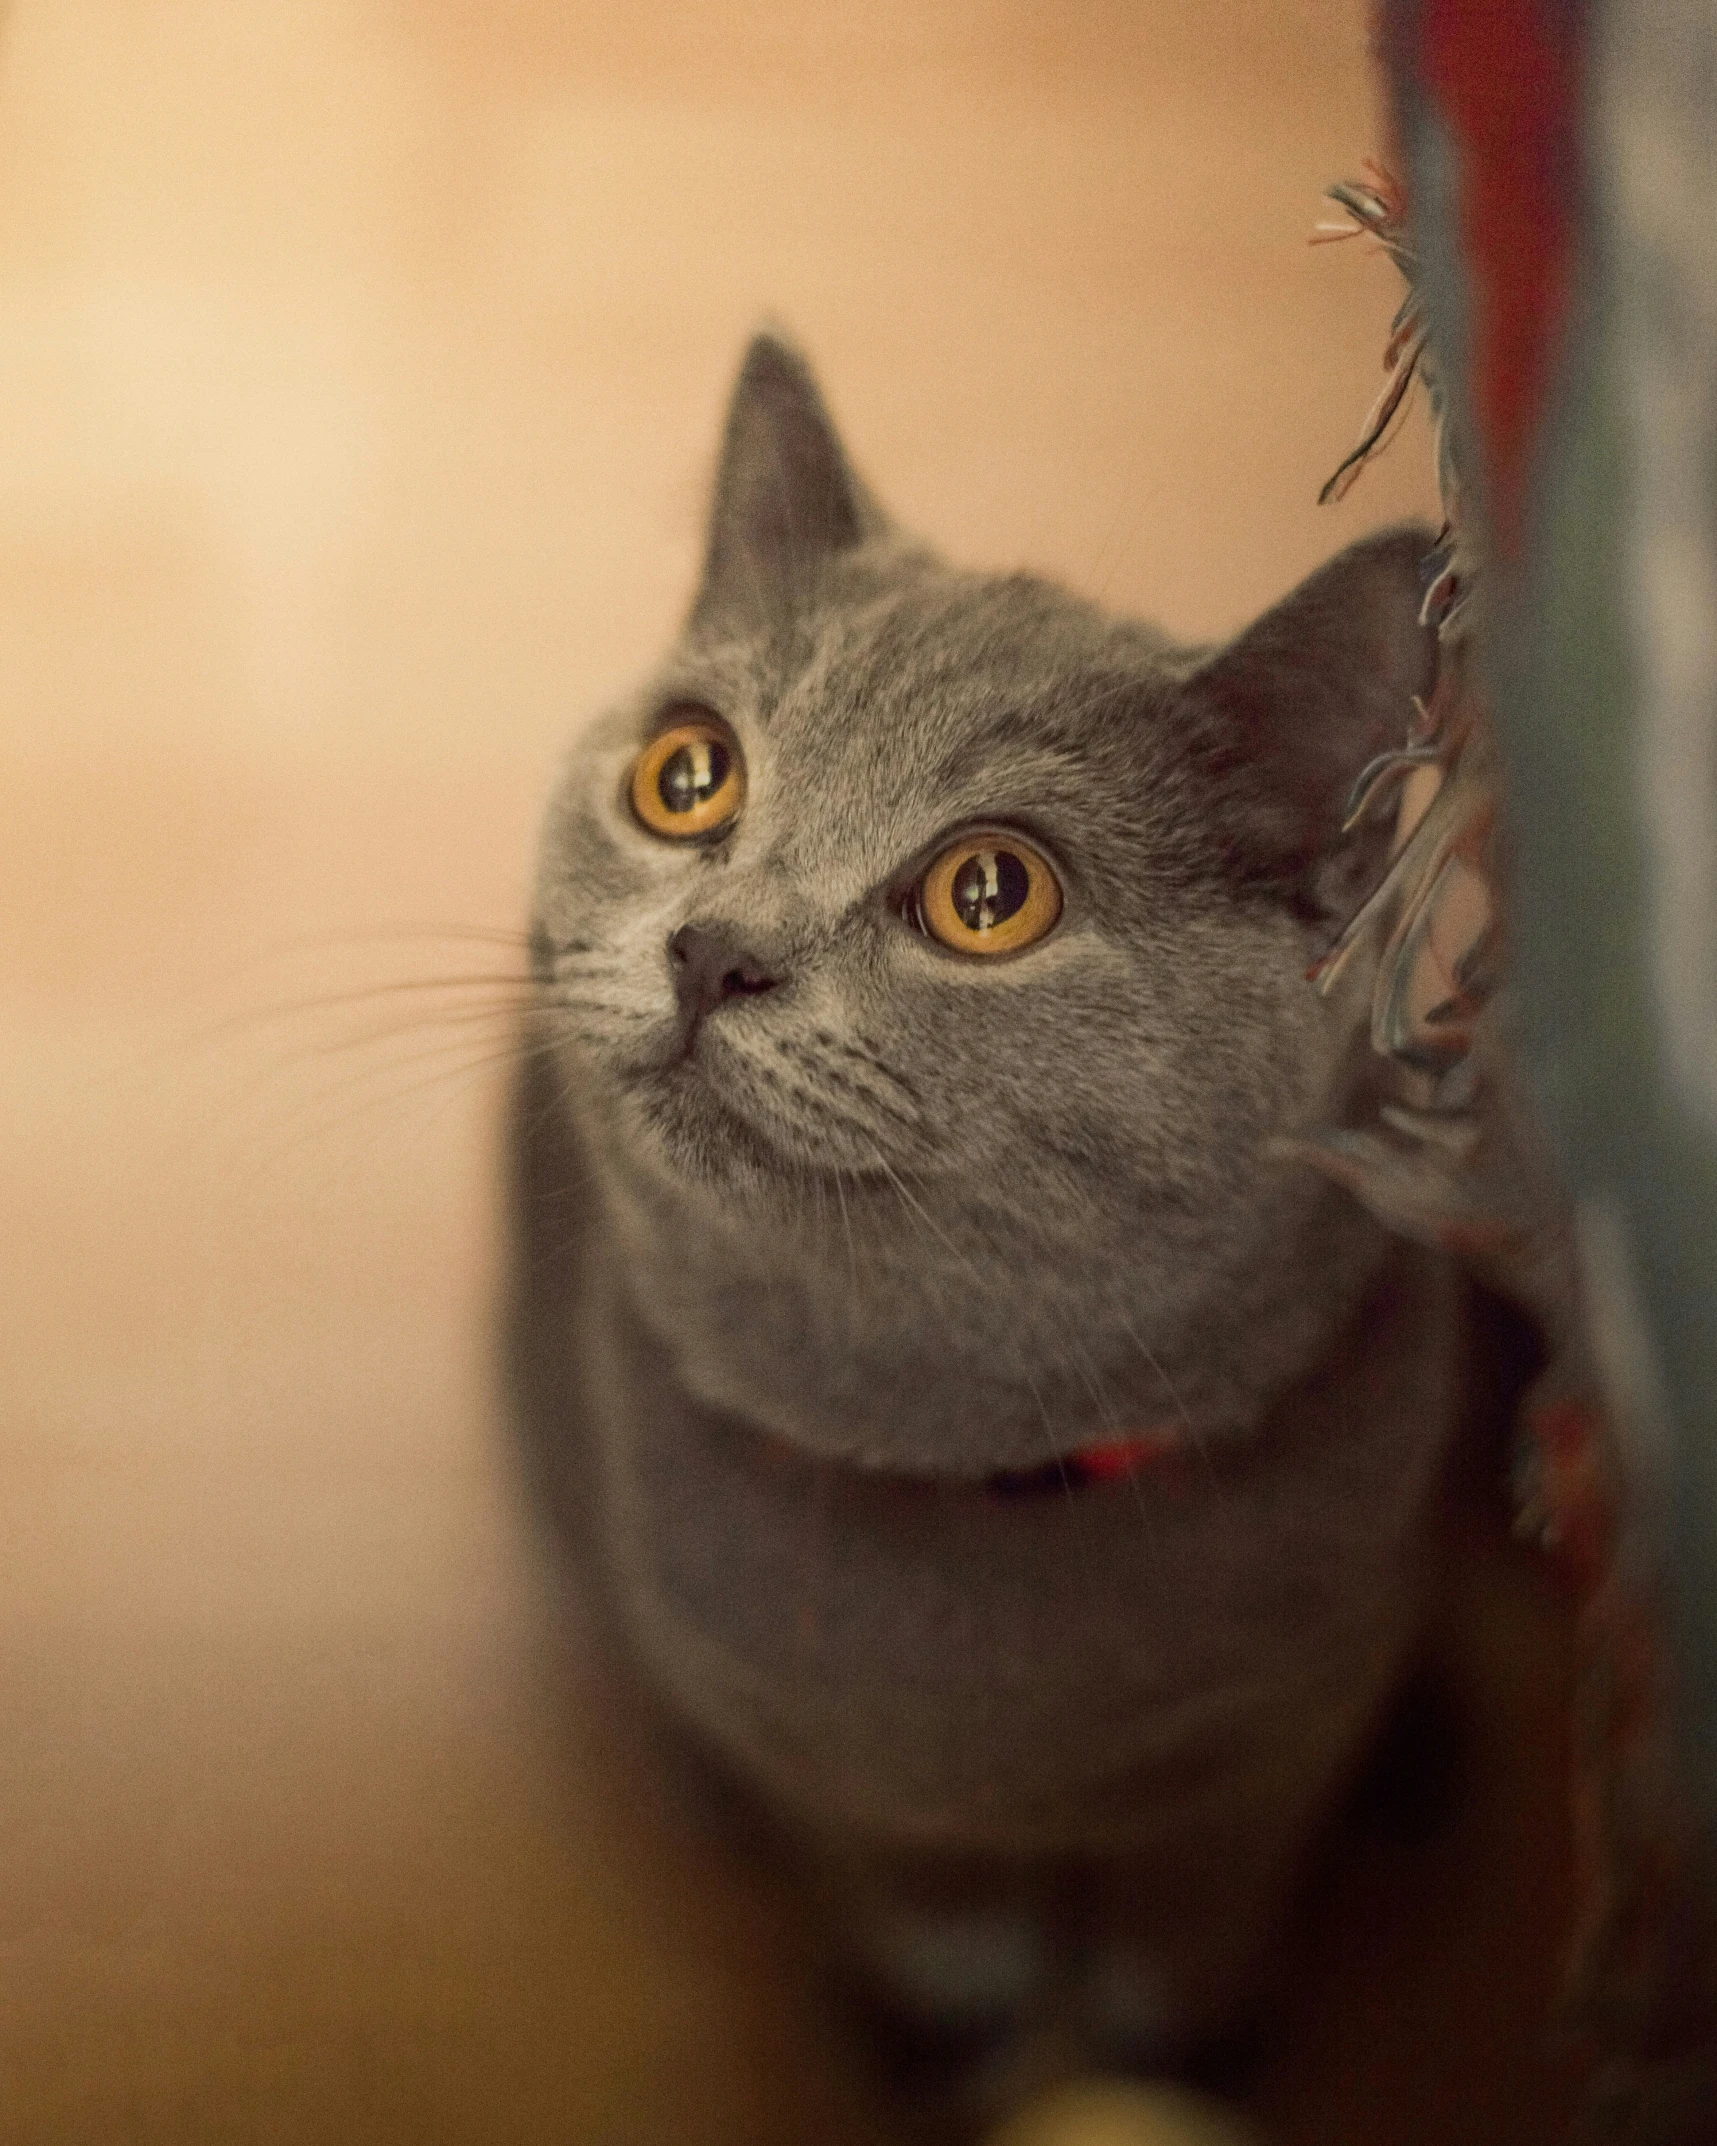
[1, 9, 1576, 2145]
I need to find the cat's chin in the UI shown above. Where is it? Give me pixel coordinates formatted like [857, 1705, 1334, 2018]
[631, 1075, 792, 1195]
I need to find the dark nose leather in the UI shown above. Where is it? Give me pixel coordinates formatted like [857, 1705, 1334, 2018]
[667, 922, 780, 1030]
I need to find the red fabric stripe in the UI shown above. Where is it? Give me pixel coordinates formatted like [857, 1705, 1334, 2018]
[1417, 0, 1583, 556]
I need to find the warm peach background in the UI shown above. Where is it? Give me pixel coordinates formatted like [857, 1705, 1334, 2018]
[0, 6, 1572, 2142]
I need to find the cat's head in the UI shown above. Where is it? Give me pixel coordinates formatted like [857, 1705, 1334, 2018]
[530, 335, 1434, 1468]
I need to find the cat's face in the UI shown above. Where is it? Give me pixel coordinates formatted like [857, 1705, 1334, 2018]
[529, 337, 1434, 1470]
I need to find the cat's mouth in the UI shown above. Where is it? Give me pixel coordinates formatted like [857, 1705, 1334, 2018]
[624, 1034, 927, 1187]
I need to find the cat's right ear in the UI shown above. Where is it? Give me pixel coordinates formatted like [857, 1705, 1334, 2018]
[690, 333, 886, 633]
[1185, 526, 1439, 918]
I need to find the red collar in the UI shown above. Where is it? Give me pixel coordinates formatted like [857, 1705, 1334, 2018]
[987, 1426, 1188, 1498]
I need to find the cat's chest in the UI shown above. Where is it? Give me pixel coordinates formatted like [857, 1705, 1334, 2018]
[575, 1230, 1463, 1852]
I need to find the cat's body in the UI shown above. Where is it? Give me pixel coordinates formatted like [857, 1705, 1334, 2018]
[508, 336, 1459, 2088]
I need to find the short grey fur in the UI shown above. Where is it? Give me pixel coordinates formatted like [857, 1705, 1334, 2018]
[507, 335, 1470, 2093]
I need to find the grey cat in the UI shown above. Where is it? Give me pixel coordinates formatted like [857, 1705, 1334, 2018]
[507, 334, 1473, 2109]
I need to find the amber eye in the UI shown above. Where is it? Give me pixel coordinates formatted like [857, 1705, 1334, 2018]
[630, 712, 745, 839]
[914, 833, 1062, 956]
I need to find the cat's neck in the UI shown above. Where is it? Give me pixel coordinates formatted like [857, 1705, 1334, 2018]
[588, 1107, 1393, 1478]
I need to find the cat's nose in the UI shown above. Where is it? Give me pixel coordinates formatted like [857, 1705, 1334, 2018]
[667, 922, 781, 1029]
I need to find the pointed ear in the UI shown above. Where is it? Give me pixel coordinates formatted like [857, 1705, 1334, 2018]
[690, 333, 886, 632]
[1186, 526, 1438, 913]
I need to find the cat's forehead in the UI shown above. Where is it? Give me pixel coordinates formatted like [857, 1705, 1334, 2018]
[782, 557, 1146, 736]
[700, 560, 1181, 888]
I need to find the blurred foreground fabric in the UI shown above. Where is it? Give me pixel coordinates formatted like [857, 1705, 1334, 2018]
[1308, 2, 1717, 2133]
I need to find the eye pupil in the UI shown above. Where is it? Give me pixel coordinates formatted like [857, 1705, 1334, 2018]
[951, 848, 1029, 933]
[658, 737, 729, 815]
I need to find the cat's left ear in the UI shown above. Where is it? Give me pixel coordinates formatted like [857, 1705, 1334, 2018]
[690, 332, 888, 633]
[1186, 526, 1438, 915]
